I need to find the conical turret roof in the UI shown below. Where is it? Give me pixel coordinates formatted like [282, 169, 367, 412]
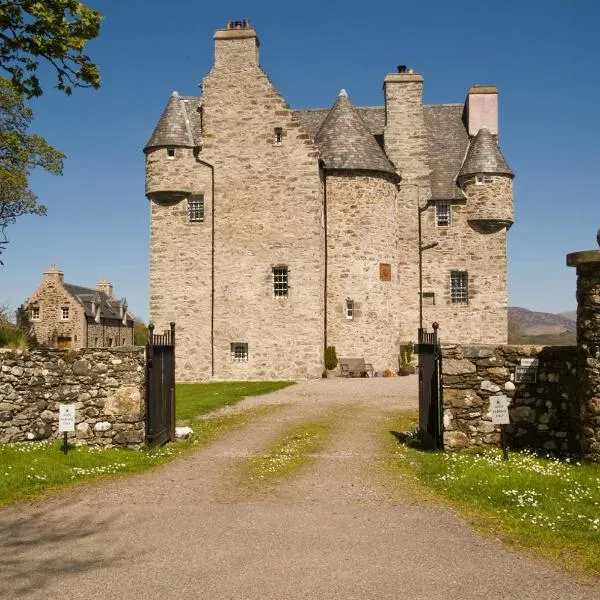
[458, 127, 513, 178]
[144, 91, 195, 151]
[315, 90, 396, 176]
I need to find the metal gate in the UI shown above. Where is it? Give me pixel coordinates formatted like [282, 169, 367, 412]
[416, 323, 443, 449]
[145, 322, 176, 446]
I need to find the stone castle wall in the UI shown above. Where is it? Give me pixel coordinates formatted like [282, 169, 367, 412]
[326, 172, 400, 372]
[0, 348, 145, 448]
[441, 345, 581, 454]
[86, 321, 134, 348]
[149, 29, 326, 380]
[421, 192, 509, 345]
[148, 147, 213, 381]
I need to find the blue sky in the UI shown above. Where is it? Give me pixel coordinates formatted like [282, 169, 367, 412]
[0, 0, 598, 320]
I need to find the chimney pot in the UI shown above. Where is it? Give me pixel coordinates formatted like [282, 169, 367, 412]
[398, 65, 407, 73]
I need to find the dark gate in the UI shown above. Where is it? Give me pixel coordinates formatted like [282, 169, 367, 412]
[416, 323, 443, 449]
[145, 322, 176, 446]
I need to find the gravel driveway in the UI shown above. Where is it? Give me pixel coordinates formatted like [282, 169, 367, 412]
[1, 378, 598, 599]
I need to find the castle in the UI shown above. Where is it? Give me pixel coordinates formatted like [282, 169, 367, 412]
[144, 21, 513, 381]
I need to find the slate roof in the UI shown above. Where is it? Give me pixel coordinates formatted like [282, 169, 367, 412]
[144, 92, 200, 151]
[64, 284, 133, 324]
[458, 127, 513, 178]
[423, 104, 470, 200]
[294, 107, 385, 138]
[314, 91, 396, 175]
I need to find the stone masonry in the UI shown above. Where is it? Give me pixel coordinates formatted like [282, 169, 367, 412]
[0, 347, 145, 448]
[145, 21, 514, 381]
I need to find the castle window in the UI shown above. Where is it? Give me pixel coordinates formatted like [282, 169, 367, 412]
[188, 195, 204, 223]
[475, 174, 492, 185]
[61, 307, 70, 320]
[231, 342, 248, 362]
[167, 147, 175, 159]
[31, 307, 40, 321]
[422, 292, 435, 306]
[436, 202, 451, 227]
[272, 266, 289, 298]
[274, 127, 283, 145]
[346, 299, 354, 320]
[379, 263, 391, 281]
[450, 271, 468, 304]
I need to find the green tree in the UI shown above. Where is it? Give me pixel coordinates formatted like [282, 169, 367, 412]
[0, 76, 64, 260]
[0, 0, 101, 97]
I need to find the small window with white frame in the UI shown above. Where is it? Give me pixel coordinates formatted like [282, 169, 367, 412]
[230, 342, 248, 362]
[436, 202, 451, 227]
[61, 307, 70, 320]
[272, 266, 289, 298]
[167, 147, 175, 159]
[345, 299, 354, 320]
[475, 174, 493, 185]
[450, 271, 468, 304]
[31, 307, 40, 321]
[188, 195, 204, 223]
[274, 127, 283, 145]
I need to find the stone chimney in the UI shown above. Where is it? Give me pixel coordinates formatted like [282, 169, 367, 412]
[42, 264, 64, 285]
[213, 20, 259, 71]
[96, 278, 113, 299]
[464, 85, 498, 136]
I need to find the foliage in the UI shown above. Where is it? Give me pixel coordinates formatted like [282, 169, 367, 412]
[133, 318, 149, 346]
[0, 0, 101, 98]
[0, 76, 64, 260]
[176, 381, 294, 424]
[399, 342, 413, 367]
[324, 345, 338, 370]
[0, 323, 27, 347]
[387, 411, 600, 575]
[243, 421, 330, 485]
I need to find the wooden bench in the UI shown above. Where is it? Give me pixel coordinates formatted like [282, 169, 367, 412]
[339, 358, 374, 378]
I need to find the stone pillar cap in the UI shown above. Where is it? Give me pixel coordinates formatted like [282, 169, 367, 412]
[566, 249, 600, 267]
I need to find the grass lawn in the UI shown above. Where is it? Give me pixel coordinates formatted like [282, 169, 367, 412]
[0, 380, 294, 507]
[387, 411, 600, 576]
[243, 421, 331, 485]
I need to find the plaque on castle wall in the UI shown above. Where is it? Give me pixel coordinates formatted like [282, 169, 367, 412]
[379, 263, 391, 281]
[515, 358, 538, 383]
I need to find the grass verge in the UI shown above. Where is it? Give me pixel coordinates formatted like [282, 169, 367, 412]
[243, 421, 331, 485]
[386, 410, 600, 577]
[176, 381, 294, 423]
[0, 381, 293, 506]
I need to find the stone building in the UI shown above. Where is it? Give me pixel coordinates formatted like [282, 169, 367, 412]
[20, 265, 134, 348]
[145, 21, 514, 381]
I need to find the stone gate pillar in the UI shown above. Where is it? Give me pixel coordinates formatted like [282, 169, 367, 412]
[567, 241, 600, 462]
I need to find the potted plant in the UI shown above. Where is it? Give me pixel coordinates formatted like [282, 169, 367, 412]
[324, 345, 338, 378]
[398, 342, 415, 376]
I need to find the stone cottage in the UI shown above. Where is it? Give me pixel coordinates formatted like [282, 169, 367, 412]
[20, 264, 134, 348]
[145, 20, 514, 381]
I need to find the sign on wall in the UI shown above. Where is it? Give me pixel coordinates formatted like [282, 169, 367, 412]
[490, 395, 510, 425]
[58, 404, 76, 432]
[515, 358, 539, 383]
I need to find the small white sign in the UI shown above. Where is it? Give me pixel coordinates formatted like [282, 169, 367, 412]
[490, 395, 510, 425]
[58, 404, 76, 432]
[520, 358, 539, 367]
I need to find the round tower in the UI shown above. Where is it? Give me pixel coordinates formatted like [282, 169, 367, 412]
[144, 91, 198, 206]
[318, 90, 400, 372]
[457, 127, 514, 233]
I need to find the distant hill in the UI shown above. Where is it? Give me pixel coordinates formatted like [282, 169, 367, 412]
[508, 306, 576, 345]
[559, 310, 577, 322]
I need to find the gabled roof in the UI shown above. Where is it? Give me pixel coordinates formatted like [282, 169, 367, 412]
[424, 104, 470, 200]
[144, 92, 200, 151]
[458, 127, 513, 178]
[64, 284, 133, 324]
[314, 90, 396, 176]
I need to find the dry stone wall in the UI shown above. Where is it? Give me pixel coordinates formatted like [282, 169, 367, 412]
[441, 344, 582, 456]
[0, 348, 145, 448]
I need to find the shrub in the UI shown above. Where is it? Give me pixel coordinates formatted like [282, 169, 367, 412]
[324, 345, 338, 370]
